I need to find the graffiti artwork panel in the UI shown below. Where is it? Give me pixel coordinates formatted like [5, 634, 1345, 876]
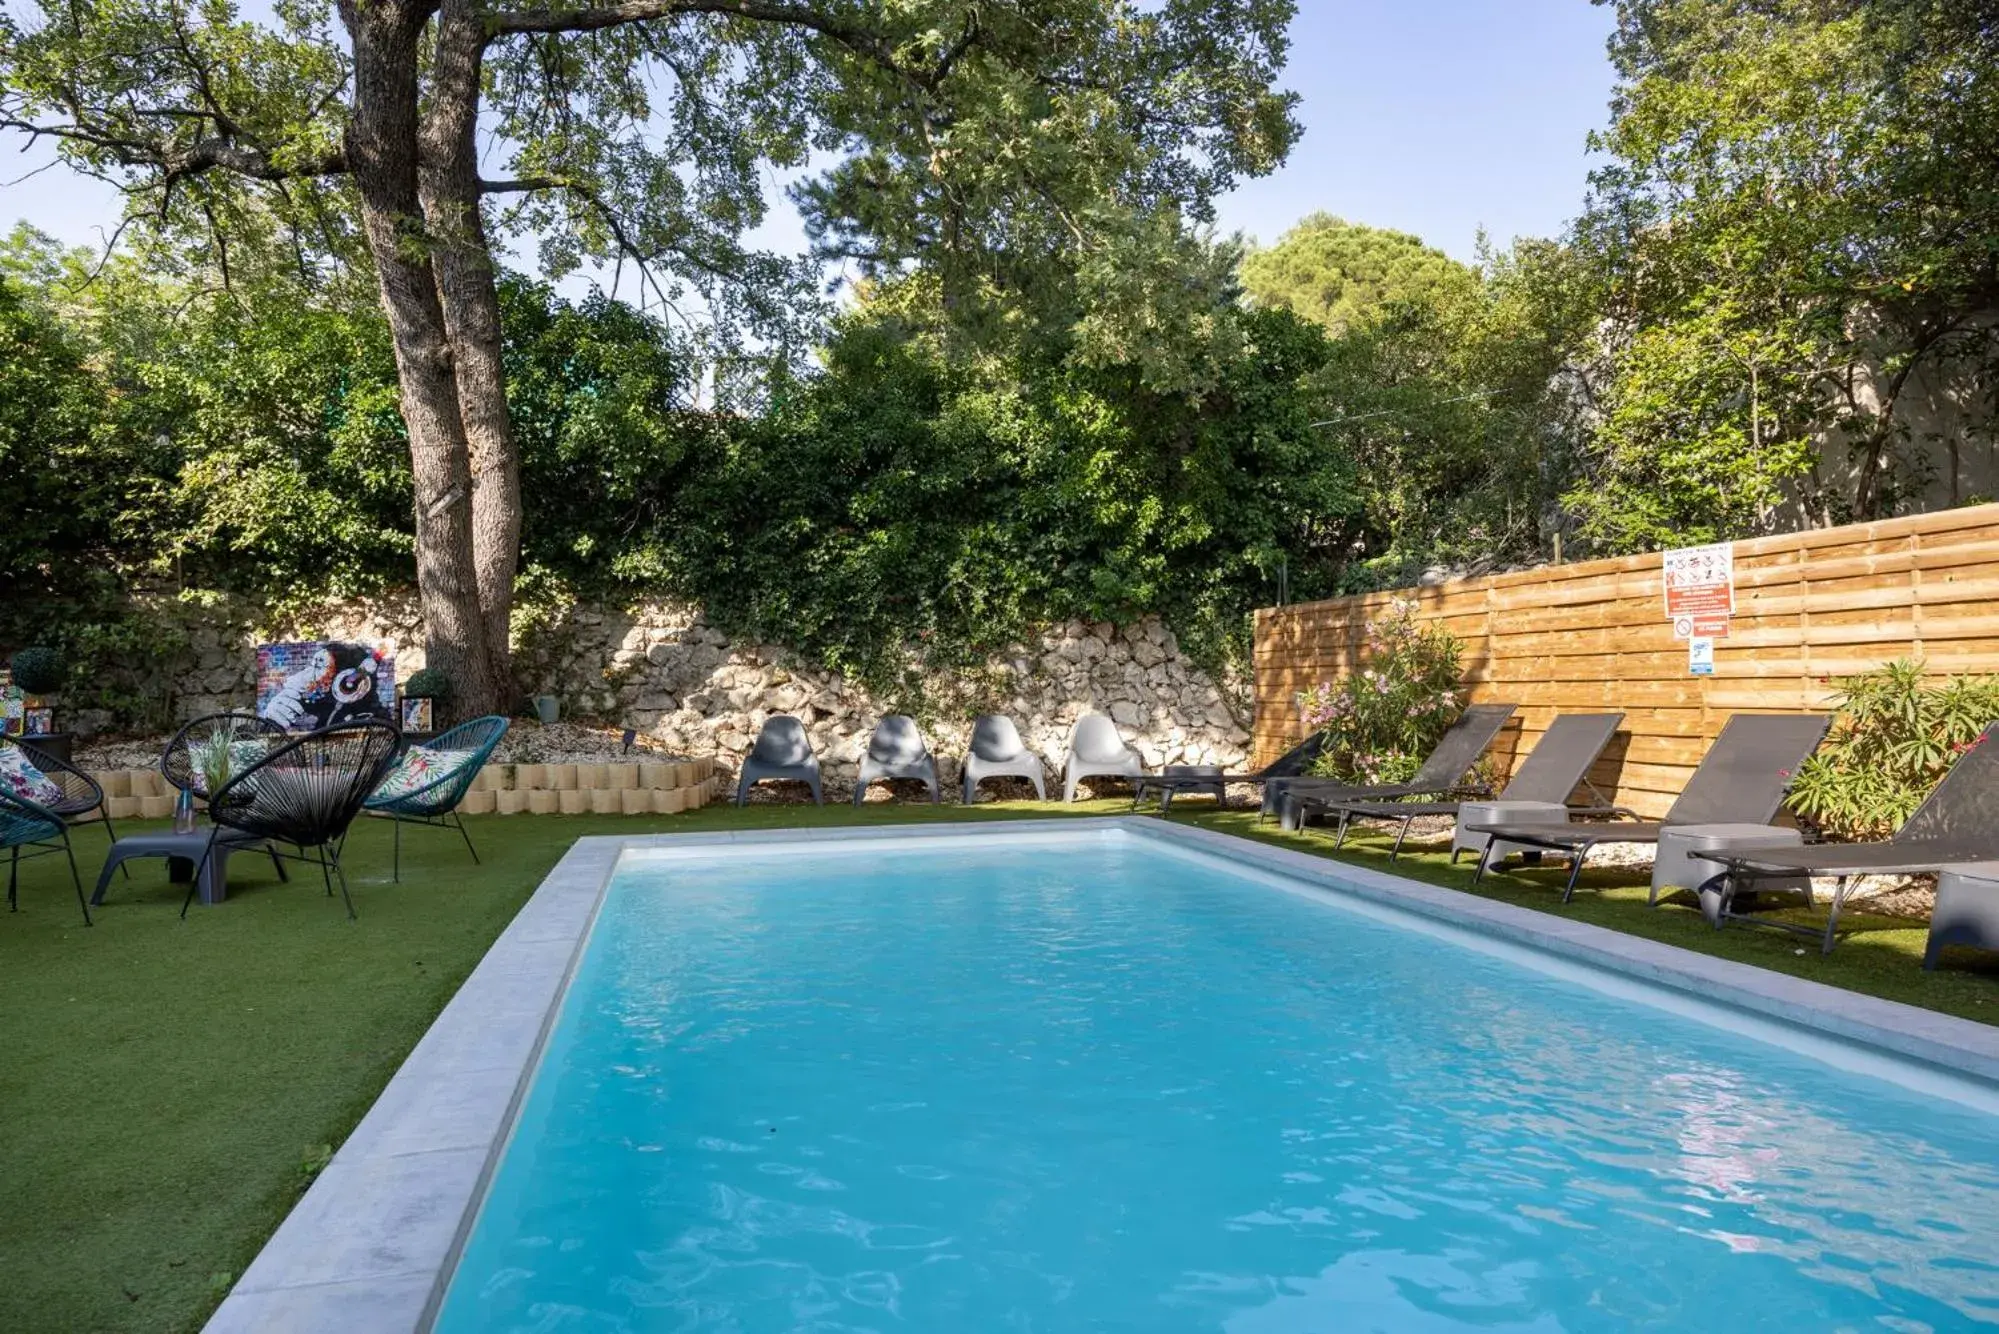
[255, 642, 396, 731]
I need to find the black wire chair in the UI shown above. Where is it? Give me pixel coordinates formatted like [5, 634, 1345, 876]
[2, 733, 119, 854]
[0, 788, 91, 925]
[183, 720, 401, 921]
[163, 712, 287, 798]
[362, 715, 510, 881]
[82, 711, 296, 904]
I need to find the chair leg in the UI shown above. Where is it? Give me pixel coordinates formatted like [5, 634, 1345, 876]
[1472, 841, 1496, 885]
[98, 811, 132, 879]
[1821, 876, 1849, 956]
[1333, 811, 1352, 850]
[392, 816, 403, 883]
[61, 831, 91, 927]
[8, 845, 19, 911]
[327, 846, 357, 920]
[267, 842, 290, 881]
[1389, 817, 1414, 863]
[454, 810, 480, 864]
[1559, 843, 1596, 904]
[180, 829, 220, 919]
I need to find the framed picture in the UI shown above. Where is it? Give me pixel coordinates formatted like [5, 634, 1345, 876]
[0, 671, 21, 736]
[255, 641, 397, 731]
[401, 696, 433, 733]
[23, 707, 54, 735]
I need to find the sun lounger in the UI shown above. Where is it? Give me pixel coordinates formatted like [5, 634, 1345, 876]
[1462, 712, 1832, 902]
[1694, 720, 1999, 953]
[1274, 703, 1520, 831]
[1323, 713, 1625, 861]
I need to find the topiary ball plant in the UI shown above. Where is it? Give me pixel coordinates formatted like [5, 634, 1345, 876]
[403, 667, 454, 703]
[9, 646, 65, 697]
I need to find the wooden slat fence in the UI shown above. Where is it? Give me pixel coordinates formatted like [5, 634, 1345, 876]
[1252, 504, 1999, 817]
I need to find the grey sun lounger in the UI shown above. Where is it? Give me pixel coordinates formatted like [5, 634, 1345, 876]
[1133, 730, 1331, 815]
[735, 715, 823, 805]
[1063, 714, 1147, 802]
[1274, 703, 1521, 831]
[1694, 719, 1999, 955]
[1323, 713, 1625, 862]
[853, 715, 941, 806]
[1463, 712, 1832, 903]
[962, 714, 1048, 803]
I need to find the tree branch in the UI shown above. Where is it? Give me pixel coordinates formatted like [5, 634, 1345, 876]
[0, 114, 347, 182]
[481, 0, 904, 78]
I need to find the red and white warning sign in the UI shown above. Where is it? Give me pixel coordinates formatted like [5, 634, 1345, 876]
[1662, 542, 1735, 619]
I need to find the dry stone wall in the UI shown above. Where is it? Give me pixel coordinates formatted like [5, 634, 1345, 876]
[149, 594, 1252, 798]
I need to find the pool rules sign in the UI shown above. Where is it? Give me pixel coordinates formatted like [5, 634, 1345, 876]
[1663, 541, 1733, 674]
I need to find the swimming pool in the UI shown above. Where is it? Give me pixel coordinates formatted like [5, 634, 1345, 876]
[429, 826, 1999, 1332]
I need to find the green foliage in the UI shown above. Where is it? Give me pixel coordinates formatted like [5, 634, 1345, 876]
[402, 668, 453, 703]
[1294, 599, 1465, 785]
[1786, 659, 1999, 840]
[1566, 0, 1999, 550]
[0, 226, 1362, 717]
[8, 646, 63, 695]
[666, 284, 1352, 687]
[1276, 232, 1595, 587]
[1241, 214, 1480, 335]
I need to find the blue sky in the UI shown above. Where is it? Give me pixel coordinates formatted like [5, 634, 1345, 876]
[1215, 1, 1619, 257]
[3, 2, 1618, 269]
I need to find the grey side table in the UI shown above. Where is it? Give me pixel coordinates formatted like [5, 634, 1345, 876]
[1453, 799, 1567, 865]
[91, 830, 287, 907]
[1924, 862, 1999, 970]
[1652, 823, 1807, 921]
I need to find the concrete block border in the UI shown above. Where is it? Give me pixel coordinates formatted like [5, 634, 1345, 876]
[203, 817, 1999, 1333]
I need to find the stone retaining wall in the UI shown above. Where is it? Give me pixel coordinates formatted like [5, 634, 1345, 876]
[145, 595, 1252, 798]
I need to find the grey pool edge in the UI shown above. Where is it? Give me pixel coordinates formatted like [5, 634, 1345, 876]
[200, 815, 1999, 1334]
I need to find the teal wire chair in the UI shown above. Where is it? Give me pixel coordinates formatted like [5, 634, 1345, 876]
[363, 716, 510, 881]
[1, 788, 91, 925]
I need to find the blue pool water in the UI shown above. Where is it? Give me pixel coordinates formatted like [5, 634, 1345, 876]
[435, 830, 1999, 1332]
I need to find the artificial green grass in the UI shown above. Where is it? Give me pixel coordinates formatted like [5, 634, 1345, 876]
[0, 799, 1117, 1334]
[1, 798, 1994, 1332]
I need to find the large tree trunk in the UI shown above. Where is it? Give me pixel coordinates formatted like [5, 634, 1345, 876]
[421, 0, 523, 690]
[341, 0, 507, 719]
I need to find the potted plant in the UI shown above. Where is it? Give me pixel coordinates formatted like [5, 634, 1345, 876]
[401, 667, 453, 737]
[8, 646, 72, 762]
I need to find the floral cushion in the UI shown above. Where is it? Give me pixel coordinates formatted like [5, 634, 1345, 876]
[0, 747, 65, 808]
[372, 745, 476, 804]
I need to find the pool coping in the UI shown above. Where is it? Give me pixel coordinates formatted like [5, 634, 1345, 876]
[201, 815, 1999, 1333]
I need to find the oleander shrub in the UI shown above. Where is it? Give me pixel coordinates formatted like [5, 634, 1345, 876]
[1786, 659, 1999, 840]
[1294, 598, 1465, 785]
